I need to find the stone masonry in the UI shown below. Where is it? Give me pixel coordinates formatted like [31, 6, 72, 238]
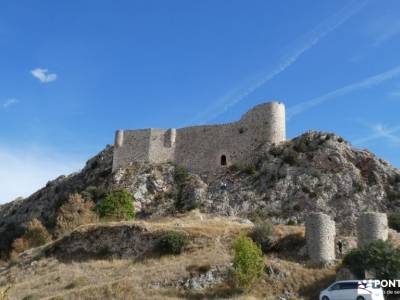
[305, 212, 336, 265]
[112, 101, 286, 174]
[357, 212, 388, 247]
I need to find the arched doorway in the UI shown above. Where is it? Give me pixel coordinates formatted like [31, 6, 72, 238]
[220, 155, 227, 166]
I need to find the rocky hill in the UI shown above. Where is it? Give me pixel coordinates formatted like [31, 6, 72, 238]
[1, 131, 400, 257]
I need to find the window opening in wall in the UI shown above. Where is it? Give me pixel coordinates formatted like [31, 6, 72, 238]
[220, 155, 227, 166]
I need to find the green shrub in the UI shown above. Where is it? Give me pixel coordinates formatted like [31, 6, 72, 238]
[343, 240, 400, 279]
[249, 221, 274, 253]
[231, 235, 264, 290]
[293, 139, 309, 153]
[389, 213, 400, 232]
[157, 231, 188, 255]
[229, 163, 256, 175]
[282, 149, 299, 165]
[173, 165, 190, 210]
[98, 189, 135, 221]
[174, 165, 189, 185]
[81, 186, 108, 204]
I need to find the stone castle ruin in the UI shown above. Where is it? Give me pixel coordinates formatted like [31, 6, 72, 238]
[112, 101, 286, 173]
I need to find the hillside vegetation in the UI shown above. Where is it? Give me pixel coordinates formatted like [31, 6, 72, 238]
[0, 211, 336, 300]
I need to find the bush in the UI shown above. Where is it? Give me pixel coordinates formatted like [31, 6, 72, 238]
[174, 165, 189, 185]
[173, 165, 190, 210]
[231, 235, 264, 290]
[56, 193, 98, 235]
[293, 139, 309, 153]
[24, 219, 51, 248]
[388, 213, 400, 232]
[229, 163, 257, 175]
[157, 231, 188, 255]
[98, 189, 135, 221]
[249, 221, 274, 253]
[11, 237, 30, 253]
[282, 149, 299, 165]
[12, 219, 51, 253]
[343, 240, 400, 279]
[81, 186, 108, 204]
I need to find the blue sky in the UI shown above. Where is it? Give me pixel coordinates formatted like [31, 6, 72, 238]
[1, 0, 400, 203]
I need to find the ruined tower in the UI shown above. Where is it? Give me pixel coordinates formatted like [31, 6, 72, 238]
[305, 212, 336, 265]
[357, 212, 388, 247]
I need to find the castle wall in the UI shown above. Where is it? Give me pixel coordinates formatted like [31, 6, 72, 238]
[112, 101, 286, 173]
[112, 129, 151, 170]
[148, 129, 176, 163]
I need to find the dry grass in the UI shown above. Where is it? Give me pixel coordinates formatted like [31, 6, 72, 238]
[0, 211, 336, 300]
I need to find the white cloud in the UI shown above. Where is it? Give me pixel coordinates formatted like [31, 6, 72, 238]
[189, 0, 369, 124]
[2, 98, 19, 109]
[287, 64, 400, 120]
[352, 123, 400, 146]
[31, 68, 57, 83]
[0, 146, 83, 204]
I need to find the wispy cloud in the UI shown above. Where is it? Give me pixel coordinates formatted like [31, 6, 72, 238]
[0, 145, 83, 204]
[352, 122, 400, 146]
[287, 64, 400, 120]
[31, 68, 57, 83]
[369, 18, 400, 47]
[2, 98, 19, 109]
[190, 0, 369, 124]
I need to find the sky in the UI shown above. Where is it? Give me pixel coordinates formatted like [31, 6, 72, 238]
[1, 0, 400, 203]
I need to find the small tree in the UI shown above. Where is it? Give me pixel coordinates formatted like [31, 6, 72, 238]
[249, 220, 274, 253]
[343, 240, 400, 279]
[231, 235, 264, 290]
[157, 231, 188, 255]
[56, 193, 98, 235]
[98, 189, 135, 221]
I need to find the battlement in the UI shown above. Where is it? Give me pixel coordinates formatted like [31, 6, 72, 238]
[112, 101, 286, 173]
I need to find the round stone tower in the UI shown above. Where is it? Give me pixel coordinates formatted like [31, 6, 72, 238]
[305, 212, 336, 265]
[115, 130, 124, 148]
[240, 101, 286, 144]
[265, 101, 286, 144]
[357, 212, 388, 247]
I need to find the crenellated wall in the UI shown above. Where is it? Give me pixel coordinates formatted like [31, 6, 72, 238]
[112, 101, 286, 173]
